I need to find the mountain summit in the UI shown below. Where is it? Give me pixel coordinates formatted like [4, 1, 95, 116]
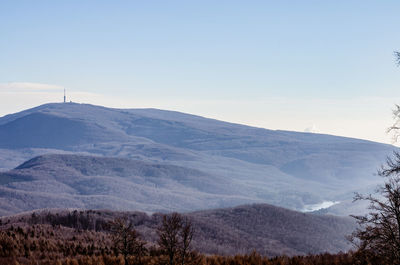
[0, 103, 395, 215]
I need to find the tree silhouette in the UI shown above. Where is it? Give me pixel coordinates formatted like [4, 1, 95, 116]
[350, 154, 400, 263]
[350, 57, 400, 263]
[157, 213, 195, 265]
[158, 213, 181, 265]
[109, 217, 146, 265]
[180, 216, 195, 265]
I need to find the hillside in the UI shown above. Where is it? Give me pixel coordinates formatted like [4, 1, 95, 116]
[0, 154, 244, 216]
[0, 204, 356, 257]
[0, 102, 395, 215]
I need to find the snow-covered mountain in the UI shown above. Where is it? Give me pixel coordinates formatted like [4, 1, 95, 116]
[0, 102, 394, 215]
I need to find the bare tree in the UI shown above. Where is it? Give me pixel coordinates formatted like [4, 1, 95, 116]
[350, 64, 400, 262]
[350, 154, 400, 264]
[157, 213, 182, 265]
[134, 238, 147, 265]
[157, 213, 195, 265]
[109, 217, 147, 265]
[387, 105, 400, 144]
[179, 216, 195, 265]
[387, 51, 400, 141]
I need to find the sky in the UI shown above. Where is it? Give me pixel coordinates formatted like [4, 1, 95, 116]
[1, 1, 400, 144]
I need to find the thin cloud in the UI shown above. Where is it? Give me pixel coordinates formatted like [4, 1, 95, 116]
[0, 82, 63, 92]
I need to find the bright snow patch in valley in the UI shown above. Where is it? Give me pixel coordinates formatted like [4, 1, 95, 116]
[302, 201, 340, 212]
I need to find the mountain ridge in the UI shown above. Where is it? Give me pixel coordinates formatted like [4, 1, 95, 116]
[0, 102, 395, 215]
[0, 102, 387, 145]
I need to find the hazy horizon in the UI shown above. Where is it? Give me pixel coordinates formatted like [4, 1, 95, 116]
[1, 1, 400, 144]
[0, 99, 397, 145]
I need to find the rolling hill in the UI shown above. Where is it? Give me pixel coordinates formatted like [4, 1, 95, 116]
[1, 204, 356, 257]
[0, 102, 395, 215]
[0, 154, 244, 216]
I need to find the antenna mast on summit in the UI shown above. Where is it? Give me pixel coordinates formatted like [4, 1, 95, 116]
[64, 88, 66, 103]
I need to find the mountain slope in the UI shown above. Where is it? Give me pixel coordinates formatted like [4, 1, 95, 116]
[1, 204, 356, 257]
[188, 204, 355, 256]
[0, 154, 254, 216]
[0, 102, 395, 214]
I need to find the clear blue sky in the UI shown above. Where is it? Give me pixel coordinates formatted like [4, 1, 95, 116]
[1, 1, 400, 143]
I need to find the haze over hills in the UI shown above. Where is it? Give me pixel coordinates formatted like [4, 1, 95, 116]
[0, 102, 395, 215]
[1, 204, 356, 256]
[0, 154, 245, 216]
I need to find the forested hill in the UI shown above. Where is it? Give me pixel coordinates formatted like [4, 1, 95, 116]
[0, 103, 395, 214]
[1, 204, 356, 257]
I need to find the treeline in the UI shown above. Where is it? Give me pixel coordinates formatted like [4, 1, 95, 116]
[0, 220, 365, 265]
[2, 209, 150, 232]
[0, 252, 363, 265]
[0, 212, 383, 265]
[1, 206, 355, 257]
